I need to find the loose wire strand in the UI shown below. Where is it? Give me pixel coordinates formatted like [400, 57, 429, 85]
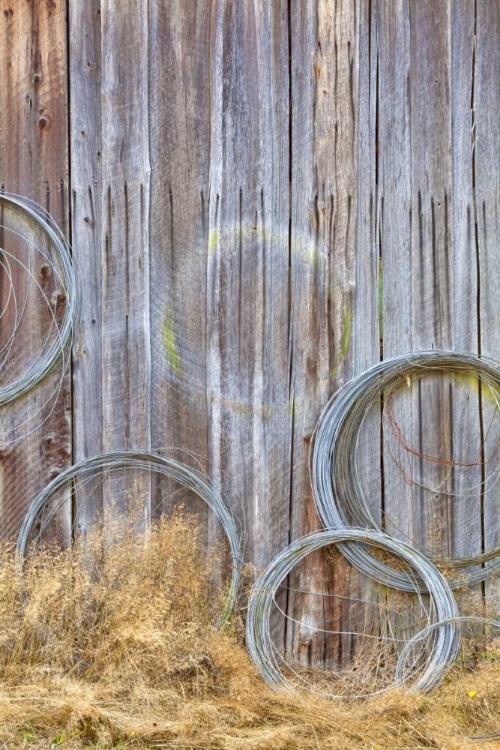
[311, 350, 500, 590]
[15, 449, 242, 629]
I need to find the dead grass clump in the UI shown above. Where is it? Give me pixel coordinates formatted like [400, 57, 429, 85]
[0, 513, 497, 749]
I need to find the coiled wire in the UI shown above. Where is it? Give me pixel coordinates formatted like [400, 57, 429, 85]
[0, 193, 77, 404]
[311, 350, 500, 590]
[246, 528, 460, 698]
[396, 615, 500, 740]
[16, 450, 242, 628]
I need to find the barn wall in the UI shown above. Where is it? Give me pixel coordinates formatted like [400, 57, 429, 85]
[1, 0, 500, 668]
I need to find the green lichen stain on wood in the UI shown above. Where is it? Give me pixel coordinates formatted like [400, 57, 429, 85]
[378, 257, 384, 342]
[330, 306, 352, 378]
[452, 371, 500, 407]
[208, 228, 220, 255]
[341, 305, 352, 360]
[162, 319, 182, 376]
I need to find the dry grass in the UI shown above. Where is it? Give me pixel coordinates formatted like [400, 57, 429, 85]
[0, 512, 498, 750]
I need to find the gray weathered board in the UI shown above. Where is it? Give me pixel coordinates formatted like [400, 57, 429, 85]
[1, 0, 499, 670]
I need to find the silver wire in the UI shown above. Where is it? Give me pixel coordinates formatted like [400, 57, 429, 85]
[311, 350, 500, 590]
[396, 615, 500, 740]
[0, 193, 77, 404]
[246, 528, 460, 698]
[16, 449, 242, 629]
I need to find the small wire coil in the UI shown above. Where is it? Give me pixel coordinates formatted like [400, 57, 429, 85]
[396, 615, 500, 740]
[246, 528, 460, 698]
[311, 350, 500, 590]
[16, 450, 242, 628]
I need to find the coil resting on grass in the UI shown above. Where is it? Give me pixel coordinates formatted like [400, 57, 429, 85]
[246, 528, 460, 698]
[311, 350, 500, 591]
[16, 450, 242, 628]
[0, 193, 77, 405]
[396, 616, 500, 741]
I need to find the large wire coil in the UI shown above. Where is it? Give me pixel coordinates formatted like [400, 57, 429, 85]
[311, 350, 500, 590]
[246, 528, 460, 697]
[16, 450, 242, 628]
[0, 193, 77, 406]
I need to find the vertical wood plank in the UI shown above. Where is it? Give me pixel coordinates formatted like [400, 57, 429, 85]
[100, 0, 151, 457]
[450, 0, 483, 573]
[0, 0, 71, 539]
[287, 0, 361, 669]
[205, 0, 291, 581]
[375, 0, 412, 553]
[408, 2, 454, 563]
[69, 0, 103, 531]
[353, 0, 381, 539]
[474, 0, 500, 610]
[147, 0, 211, 526]
[70, 0, 151, 524]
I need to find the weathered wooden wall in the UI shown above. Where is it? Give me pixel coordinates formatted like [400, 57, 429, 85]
[0, 0, 71, 540]
[1, 0, 500, 669]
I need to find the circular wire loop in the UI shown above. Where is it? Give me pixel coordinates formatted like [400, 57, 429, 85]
[246, 528, 460, 698]
[396, 616, 500, 741]
[311, 350, 500, 590]
[0, 193, 77, 405]
[16, 450, 242, 628]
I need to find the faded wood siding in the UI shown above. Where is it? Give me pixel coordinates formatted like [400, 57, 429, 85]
[0, 0, 71, 539]
[1, 0, 500, 668]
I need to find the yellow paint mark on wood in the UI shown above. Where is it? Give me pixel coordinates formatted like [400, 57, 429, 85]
[341, 305, 352, 360]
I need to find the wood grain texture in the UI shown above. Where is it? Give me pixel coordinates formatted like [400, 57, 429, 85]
[287, 0, 360, 668]
[205, 0, 292, 574]
[474, 0, 500, 608]
[0, 0, 71, 540]
[375, 0, 480, 568]
[450, 0, 483, 571]
[69, 0, 103, 531]
[147, 0, 212, 527]
[0, 0, 495, 670]
[406, 0, 453, 560]
[71, 0, 152, 524]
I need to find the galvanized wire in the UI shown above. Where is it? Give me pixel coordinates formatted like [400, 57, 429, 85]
[311, 350, 500, 590]
[396, 615, 500, 740]
[0, 193, 77, 405]
[16, 450, 242, 628]
[246, 528, 460, 698]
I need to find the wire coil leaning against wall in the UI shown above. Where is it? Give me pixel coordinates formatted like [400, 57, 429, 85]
[311, 350, 500, 591]
[15, 450, 242, 628]
[246, 528, 460, 697]
[0, 193, 78, 406]
[396, 615, 500, 741]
